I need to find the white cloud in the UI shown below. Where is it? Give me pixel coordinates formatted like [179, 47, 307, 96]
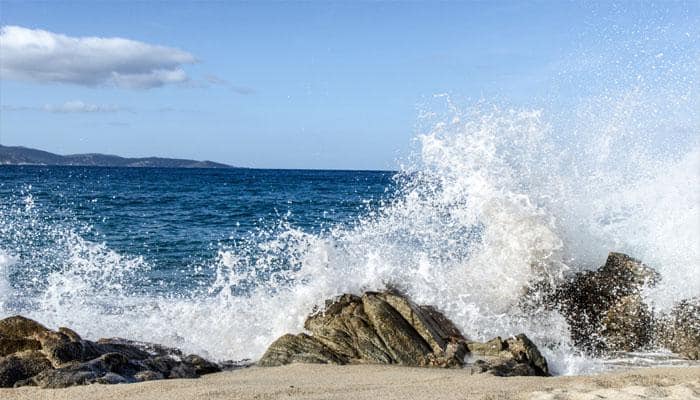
[43, 100, 121, 113]
[0, 25, 196, 89]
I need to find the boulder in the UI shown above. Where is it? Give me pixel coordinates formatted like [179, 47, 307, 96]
[0, 351, 52, 388]
[657, 298, 700, 360]
[0, 315, 224, 388]
[259, 290, 550, 376]
[551, 252, 659, 354]
[600, 295, 654, 352]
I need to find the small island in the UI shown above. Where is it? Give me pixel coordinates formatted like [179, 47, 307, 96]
[0, 145, 234, 169]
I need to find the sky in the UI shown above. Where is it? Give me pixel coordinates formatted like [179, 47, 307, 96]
[0, 1, 698, 170]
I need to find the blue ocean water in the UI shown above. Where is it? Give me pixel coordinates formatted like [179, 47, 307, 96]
[0, 166, 394, 296]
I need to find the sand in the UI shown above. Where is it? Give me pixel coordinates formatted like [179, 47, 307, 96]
[2, 365, 699, 400]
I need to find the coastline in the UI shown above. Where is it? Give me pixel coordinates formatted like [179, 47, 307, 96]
[3, 364, 699, 400]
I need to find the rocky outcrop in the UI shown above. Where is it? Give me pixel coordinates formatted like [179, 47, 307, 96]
[550, 252, 659, 354]
[259, 291, 549, 376]
[0, 315, 223, 388]
[657, 298, 700, 360]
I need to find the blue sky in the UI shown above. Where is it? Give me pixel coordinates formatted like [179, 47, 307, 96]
[0, 1, 698, 169]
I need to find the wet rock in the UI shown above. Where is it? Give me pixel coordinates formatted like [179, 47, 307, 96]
[657, 298, 700, 360]
[259, 290, 550, 376]
[0, 315, 222, 388]
[552, 252, 659, 353]
[504, 334, 549, 376]
[600, 295, 654, 352]
[0, 351, 52, 388]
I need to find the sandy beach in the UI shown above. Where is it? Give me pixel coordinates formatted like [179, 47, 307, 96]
[2, 364, 698, 400]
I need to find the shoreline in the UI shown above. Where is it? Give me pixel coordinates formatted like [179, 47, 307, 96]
[3, 364, 699, 400]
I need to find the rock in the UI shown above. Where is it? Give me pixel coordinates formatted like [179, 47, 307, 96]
[0, 315, 50, 338]
[505, 335, 549, 376]
[0, 315, 222, 388]
[657, 298, 700, 360]
[259, 290, 550, 376]
[35, 330, 85, 366]
[183, 354, 222, 375]
[465, 335, 549, 377]
[361, 292, 433, 365]
[600, 295, 654, 352]
[0, 336, 42, 357]
[0, 351, 52, 388]
[133, 370, 164, 382]
[258, 333, 347, 367]
[551, 252, 659, 354]
[304, 294, 393, 363]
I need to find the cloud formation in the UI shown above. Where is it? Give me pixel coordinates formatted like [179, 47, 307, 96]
[2, 100, 125, 113]
[0, 25, 196, 89]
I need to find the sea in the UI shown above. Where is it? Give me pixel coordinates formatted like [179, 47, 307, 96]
[1, 102, 699, 376]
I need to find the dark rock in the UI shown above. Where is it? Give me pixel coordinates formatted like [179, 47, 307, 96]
[600, 295, 654, 352]
[0, 315, 222, 388]
[551, 252, 659, 354]
[31, 367, 99, 389]
[657, 298, 700, 360]
[504, 334, 549, 376]
[184, 354, 222, 375]
[0, 336, 42, 357]
[133, 370, 164, 382]
[0, 316, 50, 338]
[0, 351, 53, 388]
[35, 330, 85, 366]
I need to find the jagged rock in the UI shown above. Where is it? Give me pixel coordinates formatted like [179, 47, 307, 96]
[304, 294, 393, 363]
[552, 252, 659, 354]
[0, 315, 223, 388]
[361, 292, 433, 365]
[259, 290, 550, 376]
[657, 298, 700, 360]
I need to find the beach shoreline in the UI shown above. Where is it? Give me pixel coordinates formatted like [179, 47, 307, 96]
[3, 364, 699, 400]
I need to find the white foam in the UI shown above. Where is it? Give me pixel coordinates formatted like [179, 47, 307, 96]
[0, 250, 18, 311]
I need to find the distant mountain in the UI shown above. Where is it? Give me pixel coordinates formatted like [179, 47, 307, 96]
[0, 145, 234, 169]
